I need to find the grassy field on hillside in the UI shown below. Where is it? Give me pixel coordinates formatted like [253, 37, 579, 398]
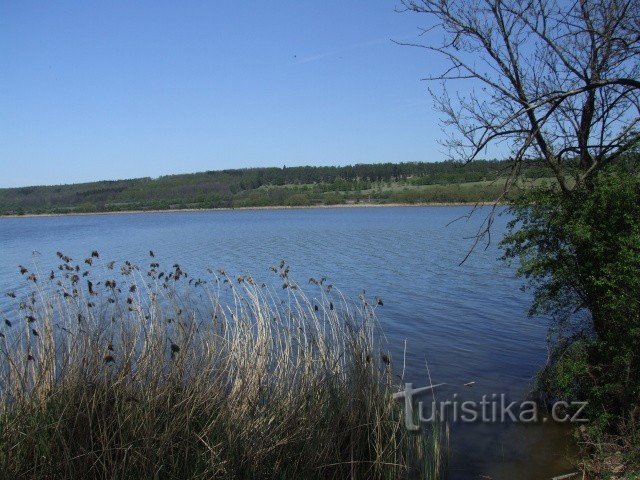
[0, 160, 558, 215]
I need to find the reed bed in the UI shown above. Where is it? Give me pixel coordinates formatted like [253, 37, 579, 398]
[0, 252, 444, 479]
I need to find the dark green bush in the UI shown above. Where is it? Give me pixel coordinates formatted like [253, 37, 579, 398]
[502, 166, 640, 442]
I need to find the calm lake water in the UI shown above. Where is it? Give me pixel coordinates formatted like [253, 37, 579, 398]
[0, 206, 575, 479]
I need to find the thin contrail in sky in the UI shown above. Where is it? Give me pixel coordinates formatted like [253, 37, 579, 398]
[294, 32, 416, 64]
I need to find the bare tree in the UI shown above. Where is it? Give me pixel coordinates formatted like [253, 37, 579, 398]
[399, 0, 640, 195]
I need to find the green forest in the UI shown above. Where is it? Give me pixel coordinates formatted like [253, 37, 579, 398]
[0, 160, 553, 215]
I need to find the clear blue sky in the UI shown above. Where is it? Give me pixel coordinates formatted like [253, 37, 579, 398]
[0, 1, 447, 188]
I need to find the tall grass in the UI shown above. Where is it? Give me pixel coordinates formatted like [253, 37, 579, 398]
[0, 253, 445, 479]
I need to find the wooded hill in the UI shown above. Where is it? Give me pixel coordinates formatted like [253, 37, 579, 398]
[0, 160, 553, 215]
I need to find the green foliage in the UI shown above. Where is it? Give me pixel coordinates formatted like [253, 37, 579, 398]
[322, 191, 345, 205]
[502, 166, 640, 440]
[284, 193, 311, 206]
[0, 160, 549, 215]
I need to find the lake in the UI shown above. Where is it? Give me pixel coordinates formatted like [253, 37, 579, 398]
[0, 206, 575, 479]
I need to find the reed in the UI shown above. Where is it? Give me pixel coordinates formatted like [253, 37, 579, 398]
[0, 253, 445, 479]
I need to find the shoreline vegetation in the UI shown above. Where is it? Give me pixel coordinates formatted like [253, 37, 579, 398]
[0, 160, 553, 217]
[0, 252, 446, 479]
[0, 201, 496, 219]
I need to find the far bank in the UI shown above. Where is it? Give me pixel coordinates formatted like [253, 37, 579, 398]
[0, 201, 498, 219]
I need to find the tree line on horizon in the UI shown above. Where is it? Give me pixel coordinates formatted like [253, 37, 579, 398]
[0, 159, 554, 215]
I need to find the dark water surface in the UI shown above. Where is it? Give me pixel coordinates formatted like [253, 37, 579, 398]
[0, 206, 576, 479]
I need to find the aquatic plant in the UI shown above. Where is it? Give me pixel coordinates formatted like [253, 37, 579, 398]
[0, 252, 445, 479]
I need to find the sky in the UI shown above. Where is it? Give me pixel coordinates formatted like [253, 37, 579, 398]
[0, 1, 449, 188]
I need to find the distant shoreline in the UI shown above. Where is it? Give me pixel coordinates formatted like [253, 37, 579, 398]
[0, 201, 494, 219]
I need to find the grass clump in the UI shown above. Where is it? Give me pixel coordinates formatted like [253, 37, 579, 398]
[0, 254, 444, 479]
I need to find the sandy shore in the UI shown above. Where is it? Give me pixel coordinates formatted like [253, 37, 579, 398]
[0, 202, 494, 219]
